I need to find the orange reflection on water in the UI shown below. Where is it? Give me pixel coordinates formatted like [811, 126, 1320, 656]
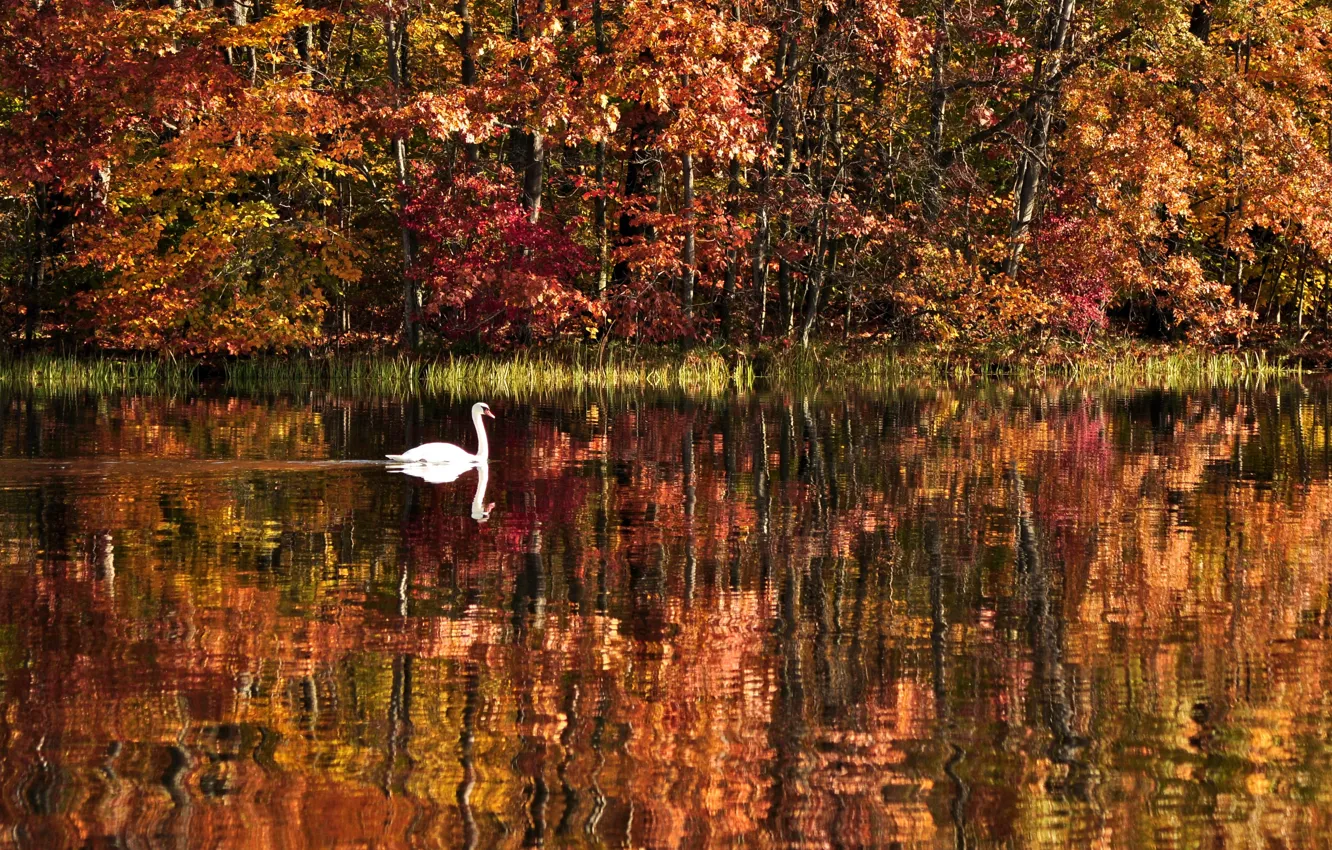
[3, 386, 1332, 848]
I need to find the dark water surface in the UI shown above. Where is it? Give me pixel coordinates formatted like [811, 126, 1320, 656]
[3, 384, 1332, 848]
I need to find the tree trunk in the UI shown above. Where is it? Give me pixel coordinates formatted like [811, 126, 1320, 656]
[924, 0, 954, 221]
[776, 42, 798, 337]
[1189, 0, 1211, 41]
[459, 0, 477, 164]
[229, 0, 257, 77]
[595, 141, 609, 297]
[520, 131, 545, 223]
[457, 664, 480, 850]
[459, 0, 476, 85]
[1003, 0, 1077, 278]
[777, 249, 793, 336]
[801, 235, 838, 347]
[318, 20, 335, 75]
[752, 9, 796, 339]
[721, 157, 741, 341]
[592, 0, 609, 297]
[681, 151, 695, 318]
[24, 185, 48, 347]
[386, 11, 419, 350]
[1003, 107, 1054, 277]
[509, 0, 545, 223]
[611, 122, 658, 289]
[797, 3, 837, 347]
[1297, 244, 1309, 328]
[753, 206, 769, 337]
[799, 230, 826, 347]
[296, 23, 314, 73]
[227, 0, 245, 64]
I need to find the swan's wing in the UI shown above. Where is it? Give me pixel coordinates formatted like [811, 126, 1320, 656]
[390, 442, 474, 464]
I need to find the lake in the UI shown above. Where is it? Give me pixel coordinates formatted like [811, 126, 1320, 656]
[2, 383, 1331, 848]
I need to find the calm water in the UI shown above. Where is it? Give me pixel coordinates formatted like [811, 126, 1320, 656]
[2, 384, 1332, 848]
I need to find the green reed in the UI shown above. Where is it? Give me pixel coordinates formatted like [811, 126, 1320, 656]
[1056, 347, 1299, 389]
[221, 348, 751, 398]
[0, 344, 1310, 400]
[0, 353, 197, 396]
[422, 350, 748, 397]
[759, 343, 1303, 391]
[224, 356, 423, 397]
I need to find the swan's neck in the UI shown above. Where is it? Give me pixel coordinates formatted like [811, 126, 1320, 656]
[473, 410, 489, 461]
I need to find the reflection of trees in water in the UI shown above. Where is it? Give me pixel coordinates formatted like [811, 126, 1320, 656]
[927, 519, 971, 850]
[1010, 465, 1087, 799]
[3, 386, 1332, 845]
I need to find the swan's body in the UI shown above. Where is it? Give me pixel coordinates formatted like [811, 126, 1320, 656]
[387, 402, 494, 465]
[387, 441, 476, 466]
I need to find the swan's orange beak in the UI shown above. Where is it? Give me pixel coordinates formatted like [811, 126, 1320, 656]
[483, 408, 496, 419]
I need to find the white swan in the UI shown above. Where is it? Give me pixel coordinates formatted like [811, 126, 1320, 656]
[387, 402, 494, 465]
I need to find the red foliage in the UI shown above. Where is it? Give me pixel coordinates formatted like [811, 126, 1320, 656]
[405, 171, 596, 348]
[5, 0, 1332, 352]
[1036, 210, 1114, 339]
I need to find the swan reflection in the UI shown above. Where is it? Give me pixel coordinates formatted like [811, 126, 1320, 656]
[391, 460, 493, 522]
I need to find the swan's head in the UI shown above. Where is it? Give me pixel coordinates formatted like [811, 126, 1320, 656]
[473, 401, 495, 419]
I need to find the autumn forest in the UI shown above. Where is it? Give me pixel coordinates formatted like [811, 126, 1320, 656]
[3, 0, 1331, 357]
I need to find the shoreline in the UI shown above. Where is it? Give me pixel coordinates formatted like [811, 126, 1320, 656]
[0, 344, 1313, 398]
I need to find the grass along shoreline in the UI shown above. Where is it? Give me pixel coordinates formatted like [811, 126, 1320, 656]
[0, 345, 1310, 397]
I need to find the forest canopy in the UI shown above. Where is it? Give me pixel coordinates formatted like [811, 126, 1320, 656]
[2, 0, 1330, 355]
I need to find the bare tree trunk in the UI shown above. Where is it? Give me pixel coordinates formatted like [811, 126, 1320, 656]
[681, 151, 696, 318]
[801, 235, 838, 347]
[295, 23, 314, 73]
[24, 186, 48, 347]
[753, 205, 769, 336]
[227, 0, 245, 64]
[777, 249, 794, 336]
[521, 132, 545, 222]
[924, 0, 954, 221]
[318, 20, 335, 75]
[595, 141, 609, 297]
[797, 4, 838, 347]
[721, 157, 741, 341]
[1010, 463, 1085, 783]
[229, 0, 257, 77]
[1004, 0, 1077, 278]
[1297, 244, 1309, 328]
[386, 10, 419, 349]
[509, 0, 545, 222]
[799, 230, 826, 347]
[753, 6, 796, 340]
[776, 41, 800, 339]
[776, 92, 797, 337]
[459, 0, 476, 85]
[593, 0, 610, 298]
[459, 0, 478, 164]
[1004, 109, 1054, 277]
[611, 123, 658, 289]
